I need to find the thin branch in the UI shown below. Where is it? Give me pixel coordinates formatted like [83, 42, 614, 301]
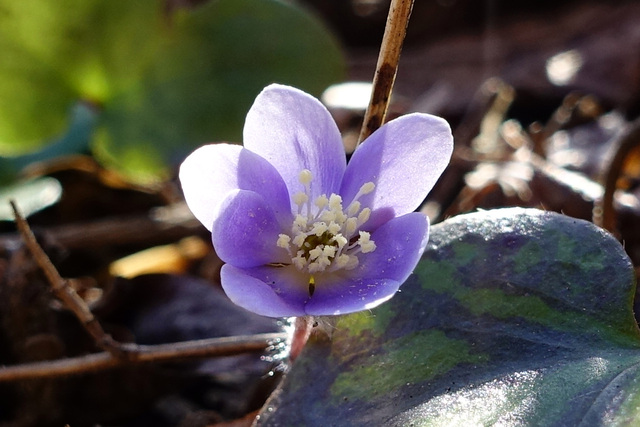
[11, 200, 127, 357]
[357, 0, 414, 145]
[595, 117, 640, 234]
[0, 332, 287, 382]
[0, 203, 202, 251]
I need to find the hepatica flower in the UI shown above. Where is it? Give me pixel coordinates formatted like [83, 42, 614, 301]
[180, 84, 453, 317]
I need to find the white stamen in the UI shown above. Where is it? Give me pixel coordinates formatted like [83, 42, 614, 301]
[299, 169, 313, 185]
[347, 201, 361, 216]
[360, 182, 375, 195]
[293, 192, 308, 207]
[334, 254, 351, 268]
[327, 221, 341, 235]
[332, 234, 348, 248]
[358, 231, 376, 253]
[345, 217, 358, 236]
[357, 208, 371, 226]
[311, 222, 328, 236]
[277, 234, 291, 248]
[308, 246, 323, 261]
[276, 171, 377, 279]
[292, 234, 306, 248]
[315, 195, 329, 209]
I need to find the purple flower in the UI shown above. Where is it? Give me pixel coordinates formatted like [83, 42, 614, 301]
[179, 84, 453, 317]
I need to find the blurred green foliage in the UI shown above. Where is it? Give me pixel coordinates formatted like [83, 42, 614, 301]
[0, 0, 345, 183]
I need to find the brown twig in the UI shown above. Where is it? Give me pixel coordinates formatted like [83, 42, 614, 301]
[595, 117, 640, 234]
[357, 0, 414, 145]
[0, 332, 287, 382]
[11, 200, 128, 358]
[7, 202, 289, 383]
[0, 203, 202, 251]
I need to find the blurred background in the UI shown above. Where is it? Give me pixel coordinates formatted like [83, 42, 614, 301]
[1, 0, 639, 425]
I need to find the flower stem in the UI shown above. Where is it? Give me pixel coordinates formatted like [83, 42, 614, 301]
[289, 316, 314, 361]
[357, 0, 415, 145]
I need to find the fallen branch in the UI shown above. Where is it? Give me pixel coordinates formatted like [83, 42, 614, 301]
[11, 200, 127, 357]
[7, 201, 289, 383]
[0, 332, 287, 382]
[0, 202, 202, 251]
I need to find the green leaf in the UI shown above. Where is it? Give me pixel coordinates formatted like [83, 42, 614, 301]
[94, 0, 345, 182]
[0, 0, 162, 153]
[0, 102, 98, 184]
[0, 0, 344, 183]
[257, 208, 640, 426]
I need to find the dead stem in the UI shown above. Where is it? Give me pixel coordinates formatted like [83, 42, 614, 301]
[357, 0, 414, 145]
[6, 201, 289, 382]
[11, 200, 128, 358]
[0, 333, 287, 382]
[0, 203, 202, 251]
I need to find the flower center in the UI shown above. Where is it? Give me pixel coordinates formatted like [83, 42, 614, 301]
[276, 170, 377, 283]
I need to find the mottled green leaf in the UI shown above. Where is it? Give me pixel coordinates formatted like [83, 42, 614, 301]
[258, 208, 640, 426]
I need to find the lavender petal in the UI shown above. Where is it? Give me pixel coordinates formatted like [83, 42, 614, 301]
[179, 143, 290, 231]
[358, 212, 430, 283]
[340, 113, 453, 229]
[243, 84, 346, 203]
[212, 190, 290, 268]
[221, 264, 308, 317]
[304, 276, 401, 315]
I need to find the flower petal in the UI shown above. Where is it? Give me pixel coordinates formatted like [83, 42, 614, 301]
[358, 212, 430, 283]
[212, 190, 290, 268]
[179, 143, 290, 231]
[340, 113, 453, 229]
[304, 276, 401, 315]
[221, 264, 307, 317]
[243, 84, 346, 202]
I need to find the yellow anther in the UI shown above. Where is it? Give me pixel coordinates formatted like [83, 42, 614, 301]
[332, 234, 348, 248]
[358, 231, 376, 253]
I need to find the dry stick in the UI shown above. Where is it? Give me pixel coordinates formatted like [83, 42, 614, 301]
[0, 333, 287, 382]
[357, 0, 415, 145]
[6, 201, 289, 382]
[0, 204, 202, 251]
[596, 117, 640, 234]
[10, 200, 127, 358]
